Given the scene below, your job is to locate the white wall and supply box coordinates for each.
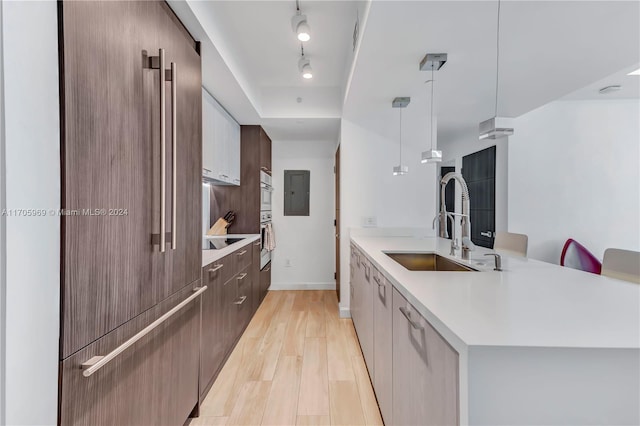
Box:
[1,2,60,424]
[339,118,438,315]
[271,140,336,290]
[439,132,509,236]
[508,99,640,263]
[0,2,5,421]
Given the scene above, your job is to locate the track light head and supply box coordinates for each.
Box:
[298,57,313,79]
[292,14,311,42]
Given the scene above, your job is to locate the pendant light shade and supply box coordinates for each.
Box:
[392,97,410,176]
[392,165,409,176]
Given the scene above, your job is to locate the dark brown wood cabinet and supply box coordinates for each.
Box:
[200,242,260,400]
[200,256,231,400]
[59,0,202,358]
[251,240,261,312]
[59,283,201,426]
[58,1,202,424]
[260,263,272,300]
[210,125,271,234]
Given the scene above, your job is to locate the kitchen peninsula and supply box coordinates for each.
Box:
[350,236,640,426]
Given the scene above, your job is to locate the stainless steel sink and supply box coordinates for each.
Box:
[385,252,477,272]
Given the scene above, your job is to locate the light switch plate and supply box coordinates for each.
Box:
[362,216,377,227]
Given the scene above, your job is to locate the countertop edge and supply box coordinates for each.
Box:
[202,234,260,267]
[350,235,640,350]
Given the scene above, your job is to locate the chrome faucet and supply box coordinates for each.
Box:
[437,172,475,259]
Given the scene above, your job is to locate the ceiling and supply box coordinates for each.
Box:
[343,1,640,145]
[173,1,640,146]
[184,0,362,142]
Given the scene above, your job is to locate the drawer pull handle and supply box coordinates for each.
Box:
[208,264,223,273]
[399,306,424,331]
[238,273,248,280]
[373,276,382,286]
[254,241,261,246]
[234,295,247,305]
[80,286,208,378]
[236,250,247,256]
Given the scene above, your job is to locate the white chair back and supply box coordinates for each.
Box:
[602,248,640,284]
[493,232,528,257]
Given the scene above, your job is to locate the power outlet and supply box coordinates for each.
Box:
[285,259,292,267]
[362,216,377,227]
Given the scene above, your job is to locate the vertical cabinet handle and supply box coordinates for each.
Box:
[234,295,247,305]
[159,48,167,253]
[170,62,177,250]
[148,49,177,252]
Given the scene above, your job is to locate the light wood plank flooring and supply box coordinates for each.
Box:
[193,290,384,426]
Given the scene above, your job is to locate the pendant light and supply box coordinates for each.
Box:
[392,97,410,176]
[420,53,446,163]
[478,0,514,140]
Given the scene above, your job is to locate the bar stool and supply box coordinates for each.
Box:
[560,239,602,275]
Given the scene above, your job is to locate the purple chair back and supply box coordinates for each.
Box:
[560,239,602,275]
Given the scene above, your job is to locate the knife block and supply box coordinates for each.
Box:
[207,218,229,236]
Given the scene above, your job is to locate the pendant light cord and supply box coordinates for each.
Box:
[399,108,403,163]
[300,43,305,57]
[296,0,300,12]
[430,67,435,150]
[494,0,501,117]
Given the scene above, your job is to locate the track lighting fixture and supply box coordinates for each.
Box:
[292,0,311,42]
[298,45,312,79]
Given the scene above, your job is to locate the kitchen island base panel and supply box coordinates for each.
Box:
[468,346,640,426]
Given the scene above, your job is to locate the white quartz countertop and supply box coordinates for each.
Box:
[351,236,640,349]
[202,234,260,267]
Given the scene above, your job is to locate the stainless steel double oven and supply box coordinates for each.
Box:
[260,171,273,270]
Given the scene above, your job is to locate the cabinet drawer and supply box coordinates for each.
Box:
[204,253,235,285]
[59,282,202,426]
[235,266,253,336]
[234,245,252,271]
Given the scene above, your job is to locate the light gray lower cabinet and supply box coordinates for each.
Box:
[351,248,375,380]
[372,268,393,425]
[392,287,460,426]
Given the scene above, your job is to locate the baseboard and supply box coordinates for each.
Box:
[339,306,351,318]
[269,282,336,291]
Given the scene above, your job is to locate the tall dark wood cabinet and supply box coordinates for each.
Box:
[210,125,271,233]
[58,1,202,424]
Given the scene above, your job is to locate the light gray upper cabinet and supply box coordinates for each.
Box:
[372,267,393,425]
[202,88,240,186]
[392,286,459,426]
